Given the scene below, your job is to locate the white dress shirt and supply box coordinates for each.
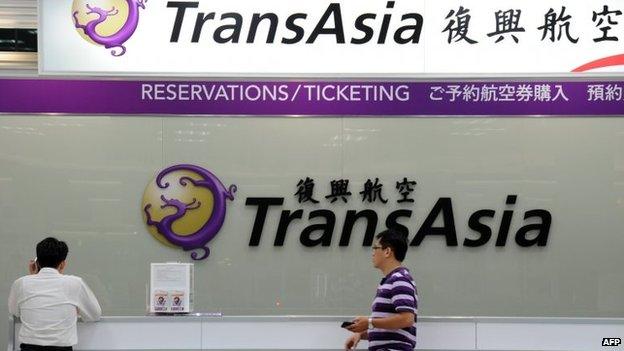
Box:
[8,268,102,347]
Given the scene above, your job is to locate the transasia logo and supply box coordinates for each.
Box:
[245,195,552,248]
[72,0,147,56]
[167,1,423,44]
[142,164,236,260]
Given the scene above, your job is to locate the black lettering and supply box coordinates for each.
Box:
[168,1,199,42]
[495,195,517,246]
[411,198,458,246]
[248,13,279,43]
[192,12,216,42]
[246,197,284,246]
[385,209,412,237]
[340,210,378,246]
[300,210,336,247]
[274,210,303,246]
[394,14,423,44]
[282,14,307,44]
[515,210,552,247]
[307,3,345,44]
[351,14,376,44]
[464,210,495,247]
[213,13,242,43]
[377,1,394,44]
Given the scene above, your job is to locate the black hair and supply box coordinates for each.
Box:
[376,229,408,262]
[36,237,68,269]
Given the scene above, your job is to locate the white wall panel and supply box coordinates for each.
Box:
[2,116,624,350]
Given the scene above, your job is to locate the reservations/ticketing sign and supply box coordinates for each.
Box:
[39,0,624,76]
[0,79,622,115]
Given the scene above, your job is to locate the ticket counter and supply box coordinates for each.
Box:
[9,315,624,350]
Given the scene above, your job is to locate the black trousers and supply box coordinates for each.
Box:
[20,344,72,351]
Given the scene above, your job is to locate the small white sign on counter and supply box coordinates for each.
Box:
[150,263,194,314]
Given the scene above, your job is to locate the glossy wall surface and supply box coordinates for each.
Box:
[1,116,623,348]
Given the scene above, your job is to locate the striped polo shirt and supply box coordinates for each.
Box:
[369,266,418,351]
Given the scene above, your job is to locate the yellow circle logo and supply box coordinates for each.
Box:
[72,0,147,56]
[142,165,236,260]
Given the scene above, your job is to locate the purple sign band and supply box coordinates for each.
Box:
[0,79,623,116]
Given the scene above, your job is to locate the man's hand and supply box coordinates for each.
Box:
[28,260,38,275]
[346,316,369,333]
[344,332,361,350]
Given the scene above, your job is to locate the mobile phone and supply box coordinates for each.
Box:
[341,321,355,328]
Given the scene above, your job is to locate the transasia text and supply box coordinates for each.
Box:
[166,1,423,44]
[245,195,552,248]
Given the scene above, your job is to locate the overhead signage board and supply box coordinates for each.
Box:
[39,0,624,76]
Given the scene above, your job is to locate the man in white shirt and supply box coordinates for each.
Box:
[8,237,102,351]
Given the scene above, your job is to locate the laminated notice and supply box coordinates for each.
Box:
[150,263,194,313]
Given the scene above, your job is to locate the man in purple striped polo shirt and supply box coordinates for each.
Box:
[344,230,418,351]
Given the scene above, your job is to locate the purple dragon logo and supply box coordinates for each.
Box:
[143,165,237,260]
[73,0,147,56]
